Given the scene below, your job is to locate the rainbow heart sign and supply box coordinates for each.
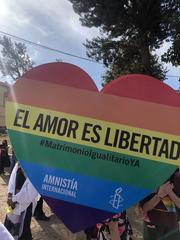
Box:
[6,62,180,232]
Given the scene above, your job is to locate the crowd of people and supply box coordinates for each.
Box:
[1,138,180,240]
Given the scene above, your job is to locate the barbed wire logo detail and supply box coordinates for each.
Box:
[109,187,124,209]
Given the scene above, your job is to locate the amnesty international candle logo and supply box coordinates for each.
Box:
[5,62,180,232]
[110,187,124,209]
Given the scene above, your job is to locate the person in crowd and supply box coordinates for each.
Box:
[34,196,50,221]
[0,145,3,174]
[10,150,17,173]
[0,222,14,240]
[96,211,133,240]
[9,151,49,222]
[4,162,39,240]
[84,225,98,240]
[0,139,10,173]
[139,169,180,240]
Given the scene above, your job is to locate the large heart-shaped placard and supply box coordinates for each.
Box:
[6,63,180,232]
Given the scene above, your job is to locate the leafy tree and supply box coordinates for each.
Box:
[162,5,180,66]
[0,36,34,81]
[162,38,180,67]
[70,0,179,84]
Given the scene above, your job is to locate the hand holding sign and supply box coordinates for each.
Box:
[6,62,180,232]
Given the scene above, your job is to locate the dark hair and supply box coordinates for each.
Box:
[2,139,8,146]
[169,168,179,183]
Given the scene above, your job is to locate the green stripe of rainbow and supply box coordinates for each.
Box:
[8,129,177,190]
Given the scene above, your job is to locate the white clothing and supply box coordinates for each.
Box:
[8,163,18,195]
[12,178,39,215]
[0,222,14,240]
[8,163,39,215]
[6,163,39,238]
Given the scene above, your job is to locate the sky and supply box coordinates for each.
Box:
[0,0,179,90]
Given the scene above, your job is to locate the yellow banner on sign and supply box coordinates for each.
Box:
[6,101,180,165]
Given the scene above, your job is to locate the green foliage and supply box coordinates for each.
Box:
[70,0,179,84]
[0,36,34,80]
[162,38,180,66]
[161,4,180,66]
[102,55,167,85]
